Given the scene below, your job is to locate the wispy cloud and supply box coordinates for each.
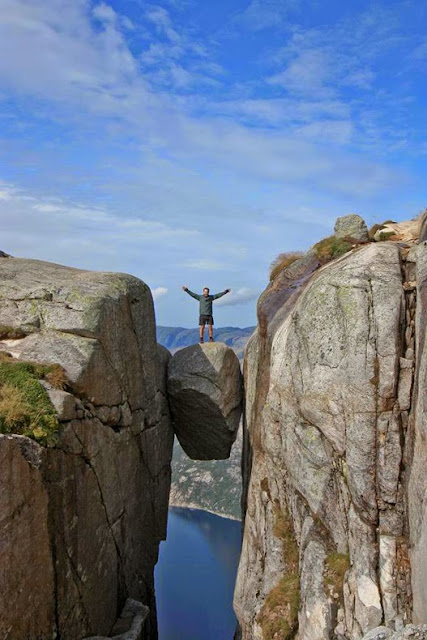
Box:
[215,288,259,307]
[152,286,168,300]
[184,259,227,270]
[0,0,426,329]
[232,0,300,32]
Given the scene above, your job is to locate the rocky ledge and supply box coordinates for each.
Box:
[0,257,173,640]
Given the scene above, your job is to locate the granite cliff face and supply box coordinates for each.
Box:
[3,212,427,640]
[0,258,173,640]
[234,216,427,639]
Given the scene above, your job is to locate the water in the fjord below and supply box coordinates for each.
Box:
[155,507,242,640]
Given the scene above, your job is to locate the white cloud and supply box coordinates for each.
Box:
[0,0,403,198]
[215,288,259,307]
[0,182,201,270]
[151,286,168,300]
[268,49,333,97]
[233,0,300,32]
[184,259,226,270]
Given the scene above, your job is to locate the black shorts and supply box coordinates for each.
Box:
[199,314,214,326]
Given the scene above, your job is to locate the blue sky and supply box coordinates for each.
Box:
[1,0,427,327]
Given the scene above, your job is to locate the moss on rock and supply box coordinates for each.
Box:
[313,236,352,264]
[257,503,300,639]
[323,552,350,605]
[0,354,67,445]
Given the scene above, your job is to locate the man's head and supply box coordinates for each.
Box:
[203,287,210,297]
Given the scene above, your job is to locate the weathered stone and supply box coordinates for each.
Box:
[334,214,369,242]
[0,258,173,640]
[379,536,398,624]
[362,628,392,640]
[235,243,406,640]
[0,435,56,640]
[168,342,243,460]
[298,539,331,640]
[362,625,427,640]
[0,257,158,407]
[408,242,427,624]
[42,385,77,421]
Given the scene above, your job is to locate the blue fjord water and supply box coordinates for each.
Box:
[155,507,242,640]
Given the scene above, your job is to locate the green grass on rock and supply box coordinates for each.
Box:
[0,354,66,445]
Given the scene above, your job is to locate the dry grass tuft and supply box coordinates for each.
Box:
[0,355,68,445]
[0,384,31,426]
[270,252,304,281]
[42,364,68,390]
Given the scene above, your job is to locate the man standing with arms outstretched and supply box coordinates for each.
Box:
[182,286,231,343]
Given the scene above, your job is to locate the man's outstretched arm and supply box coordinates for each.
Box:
[182,286,201,300]
[212,288,231,300]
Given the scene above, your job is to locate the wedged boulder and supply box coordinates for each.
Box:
[334,213,369,242]
[167,342,242,460]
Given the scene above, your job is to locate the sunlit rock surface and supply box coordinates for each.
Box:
[235,219,426,639]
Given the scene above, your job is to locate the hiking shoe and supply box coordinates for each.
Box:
[200,338,204,343]
[209,337,214,342]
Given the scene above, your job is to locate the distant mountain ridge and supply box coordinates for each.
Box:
[157,325,255,359]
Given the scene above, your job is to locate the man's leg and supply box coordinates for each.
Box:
[208,318,214,341]
[199,324,205,343]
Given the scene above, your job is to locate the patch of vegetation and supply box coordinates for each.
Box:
[313,236,352,264]
[0,325,27,340]
[257,503,300,639]
[257,575,300,640]
[269,252,304,281]
[0,353,67,445]
[273,504,299,569]
[323,552,350,606]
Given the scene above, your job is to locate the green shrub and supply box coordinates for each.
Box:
[313,236,352,263]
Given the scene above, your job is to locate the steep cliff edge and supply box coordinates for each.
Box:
[235,216,426,639]
[0,258,173,640]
